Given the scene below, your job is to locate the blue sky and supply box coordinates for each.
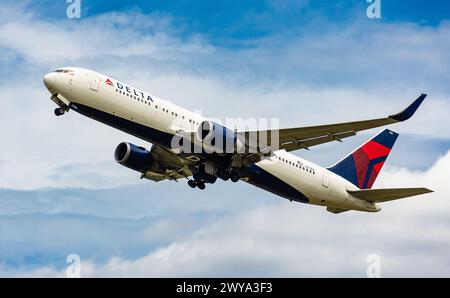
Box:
[0,0,450,277]
[30,1,450,32]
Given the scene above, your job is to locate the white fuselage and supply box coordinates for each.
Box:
[43,67,379,212]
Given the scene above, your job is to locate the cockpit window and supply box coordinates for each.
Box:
[54,69,74,75]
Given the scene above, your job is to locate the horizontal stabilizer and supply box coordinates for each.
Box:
[347,187,433,203]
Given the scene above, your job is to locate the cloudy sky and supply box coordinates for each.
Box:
[0,0,449,277]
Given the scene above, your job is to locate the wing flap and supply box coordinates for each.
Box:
[140,144,193,182]
[326,207,350,214]
[347,187,433,203]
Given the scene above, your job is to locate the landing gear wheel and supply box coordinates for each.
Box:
[230,169,240,182]
[197,181,206,190]
[218,169,230,181]
[188,180,197,188]
[54,107,65,116]
[230,173,240,182]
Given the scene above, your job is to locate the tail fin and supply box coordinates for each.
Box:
[328,129,398,189]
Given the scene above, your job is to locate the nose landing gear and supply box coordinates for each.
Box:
[51,95,69,116]
[54,107,66,116]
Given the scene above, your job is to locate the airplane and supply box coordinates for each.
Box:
[43,67,433,214]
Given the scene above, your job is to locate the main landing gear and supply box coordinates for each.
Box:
[217,167,240,182]
[188,179,205,190]
[187,166,240,190]
[230,168,240,183]
[188,172,210,191]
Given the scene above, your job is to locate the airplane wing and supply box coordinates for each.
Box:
[142,144,192,182]
[347,187,433,203]
[238,94,427,152]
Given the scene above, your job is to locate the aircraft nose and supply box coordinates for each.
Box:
[43,72,57,93]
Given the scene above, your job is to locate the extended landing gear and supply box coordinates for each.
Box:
[188,179,197,188]
[197,181,206,190]
[187,164,240,190]
[52,94,69,116]
[188,164,216,190]
[229,168,240,183]
[187,179,206,190]
[217,168,240,182]
[217,168,230,181]
[54,107,65,116]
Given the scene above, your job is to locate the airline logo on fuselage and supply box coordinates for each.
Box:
[108,78,153,102]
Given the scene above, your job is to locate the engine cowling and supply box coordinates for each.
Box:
[197,120,244,153]
[114,142,155,173]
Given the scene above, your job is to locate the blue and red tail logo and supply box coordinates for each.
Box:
[328,129,398,189]
[106,78,114,86]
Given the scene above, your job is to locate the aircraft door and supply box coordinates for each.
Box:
[322,173,329,188]
[90,74,99,91]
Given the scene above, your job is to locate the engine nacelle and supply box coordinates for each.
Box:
[197,120,244,153]
[114,142,155,173]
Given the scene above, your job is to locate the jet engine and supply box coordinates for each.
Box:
[114,142,155,173]
[197,120,244,153]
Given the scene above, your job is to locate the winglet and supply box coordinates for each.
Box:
[389,93,427,122]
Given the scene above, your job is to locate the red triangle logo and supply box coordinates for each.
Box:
[106,78,113,86]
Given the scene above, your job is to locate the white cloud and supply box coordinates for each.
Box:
[2,150,449,277]
[74,150,450,277]
[0,2,449,278]
[0,6,211,64]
